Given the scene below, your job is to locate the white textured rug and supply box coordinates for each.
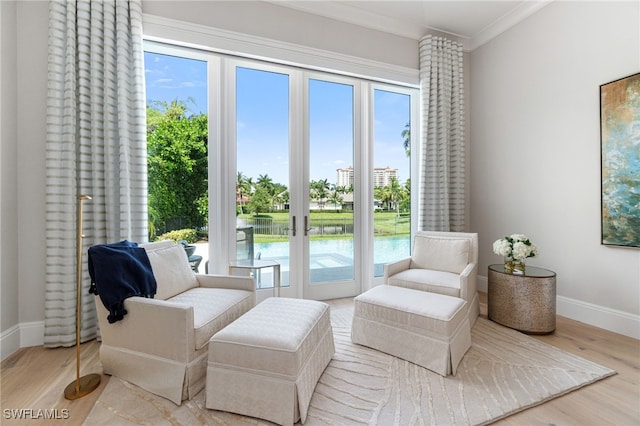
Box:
[86,302,615,425]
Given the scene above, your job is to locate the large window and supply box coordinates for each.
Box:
[144,42,418,298]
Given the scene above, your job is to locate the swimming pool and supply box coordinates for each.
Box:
[255,236,410,269]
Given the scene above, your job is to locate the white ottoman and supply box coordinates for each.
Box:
[206,298,334,425]
[351,285,471,376]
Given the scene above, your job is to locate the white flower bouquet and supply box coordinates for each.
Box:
[493,234,538,260]
[493,234,538,273]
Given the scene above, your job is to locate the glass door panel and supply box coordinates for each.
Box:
[143,49,210,269]
[373,89,411,277]
[308,79,355,287]
[235,66,290,293]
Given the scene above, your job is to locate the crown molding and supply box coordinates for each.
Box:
[143,14,419,86]
[267,0,471,50]
[267,0,552,52]
[470,0,553,50]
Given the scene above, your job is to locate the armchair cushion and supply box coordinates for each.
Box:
[410,235,471,274]
[145,244,198,300]
[168,287,255,350]
[387,269,461,298]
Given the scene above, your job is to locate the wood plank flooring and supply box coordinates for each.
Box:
[1,295,639,425]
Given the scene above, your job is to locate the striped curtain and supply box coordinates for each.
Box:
[418,35,465,232]
[45,0,147,347]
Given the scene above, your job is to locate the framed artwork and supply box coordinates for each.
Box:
[600,72,640,248]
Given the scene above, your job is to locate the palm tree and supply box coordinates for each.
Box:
[256,174,274,192]
[271,183,288,210]
[310,179,330,210]
[328,191,343,210]
[236,172,250,214]
[387,177,405,216]
[374,185,391,211]
[402,122,411,157]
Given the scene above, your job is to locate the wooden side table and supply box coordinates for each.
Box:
[488,264,556,334]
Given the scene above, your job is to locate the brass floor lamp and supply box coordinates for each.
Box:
[64,194,101,400]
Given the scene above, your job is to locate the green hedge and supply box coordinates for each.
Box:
[156,228,198,244]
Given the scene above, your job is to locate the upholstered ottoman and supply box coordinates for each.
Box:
[206,297,335,425]
[351,285,471,376]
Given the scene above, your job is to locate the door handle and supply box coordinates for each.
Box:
[304,215,313,236]
[289,215,296,236]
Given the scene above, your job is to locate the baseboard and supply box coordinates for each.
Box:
[477,275,488,293]
[1,321,44,361]
[477,275,640,339]
[556,296,640,340]
[1,325,20,361]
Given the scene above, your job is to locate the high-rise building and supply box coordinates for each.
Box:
[336,166,354,188]
[336,166,399,188]
[373,167,399,187]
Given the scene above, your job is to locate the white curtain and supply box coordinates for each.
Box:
[418,35,466,232]
[45,0,147,347]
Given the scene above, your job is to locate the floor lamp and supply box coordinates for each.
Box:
[64,194,101,400]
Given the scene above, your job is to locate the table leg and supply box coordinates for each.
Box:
[274,265,281,297]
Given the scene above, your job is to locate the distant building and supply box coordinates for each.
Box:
[336,166,354,188]
[336,166,399,188]
[373,166,399,187]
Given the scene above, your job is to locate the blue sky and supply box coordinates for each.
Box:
[145,52,410,187]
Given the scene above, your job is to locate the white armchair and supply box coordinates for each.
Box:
[384,231,479,325]
[94,241,255,405]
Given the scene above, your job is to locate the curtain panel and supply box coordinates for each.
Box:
[45,0,147,347]
[418,35,466,232]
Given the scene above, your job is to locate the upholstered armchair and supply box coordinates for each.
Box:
[384,231,479,325]
[94,240,256,405]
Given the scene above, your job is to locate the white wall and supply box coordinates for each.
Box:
[471,1,640,337]
[1,0,21,360]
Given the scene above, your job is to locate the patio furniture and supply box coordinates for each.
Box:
[206,297,335,425]
[94,240,256,405]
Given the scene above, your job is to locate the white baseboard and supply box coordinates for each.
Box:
[477,275,488,293]
[556,296,640,340]
[477,275,640,339]
[1,325,20,361]
[1,321,44,361]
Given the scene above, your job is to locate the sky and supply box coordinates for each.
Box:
[144,52,410,187]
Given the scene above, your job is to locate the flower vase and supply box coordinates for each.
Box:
[504,257,525,274]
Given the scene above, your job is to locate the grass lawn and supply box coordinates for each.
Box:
[239,211,410,243]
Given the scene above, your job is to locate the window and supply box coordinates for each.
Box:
[144,41,418,296]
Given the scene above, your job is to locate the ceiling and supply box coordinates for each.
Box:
[270,0,551,51]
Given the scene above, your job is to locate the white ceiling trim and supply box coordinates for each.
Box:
[470,0,553,50]
[267,0,552,52]
[267,0,467,45]
[143,14,420,86]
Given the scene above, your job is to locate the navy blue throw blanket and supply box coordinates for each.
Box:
[88,240,157,324]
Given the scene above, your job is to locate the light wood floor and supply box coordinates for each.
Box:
[2,295,639,425]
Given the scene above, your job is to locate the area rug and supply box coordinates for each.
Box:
[85,303,615,425]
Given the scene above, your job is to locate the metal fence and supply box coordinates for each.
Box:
[242,216,354,236]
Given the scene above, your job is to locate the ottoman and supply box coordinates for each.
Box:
[351,285,471,376]
[206,297,335,425]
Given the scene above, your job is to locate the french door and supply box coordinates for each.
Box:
[143,42,418,301]
[232,61,359,300]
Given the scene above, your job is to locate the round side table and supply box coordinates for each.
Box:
[488,264,556,334]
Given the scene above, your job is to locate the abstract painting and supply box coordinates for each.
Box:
[600,72,640,248]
